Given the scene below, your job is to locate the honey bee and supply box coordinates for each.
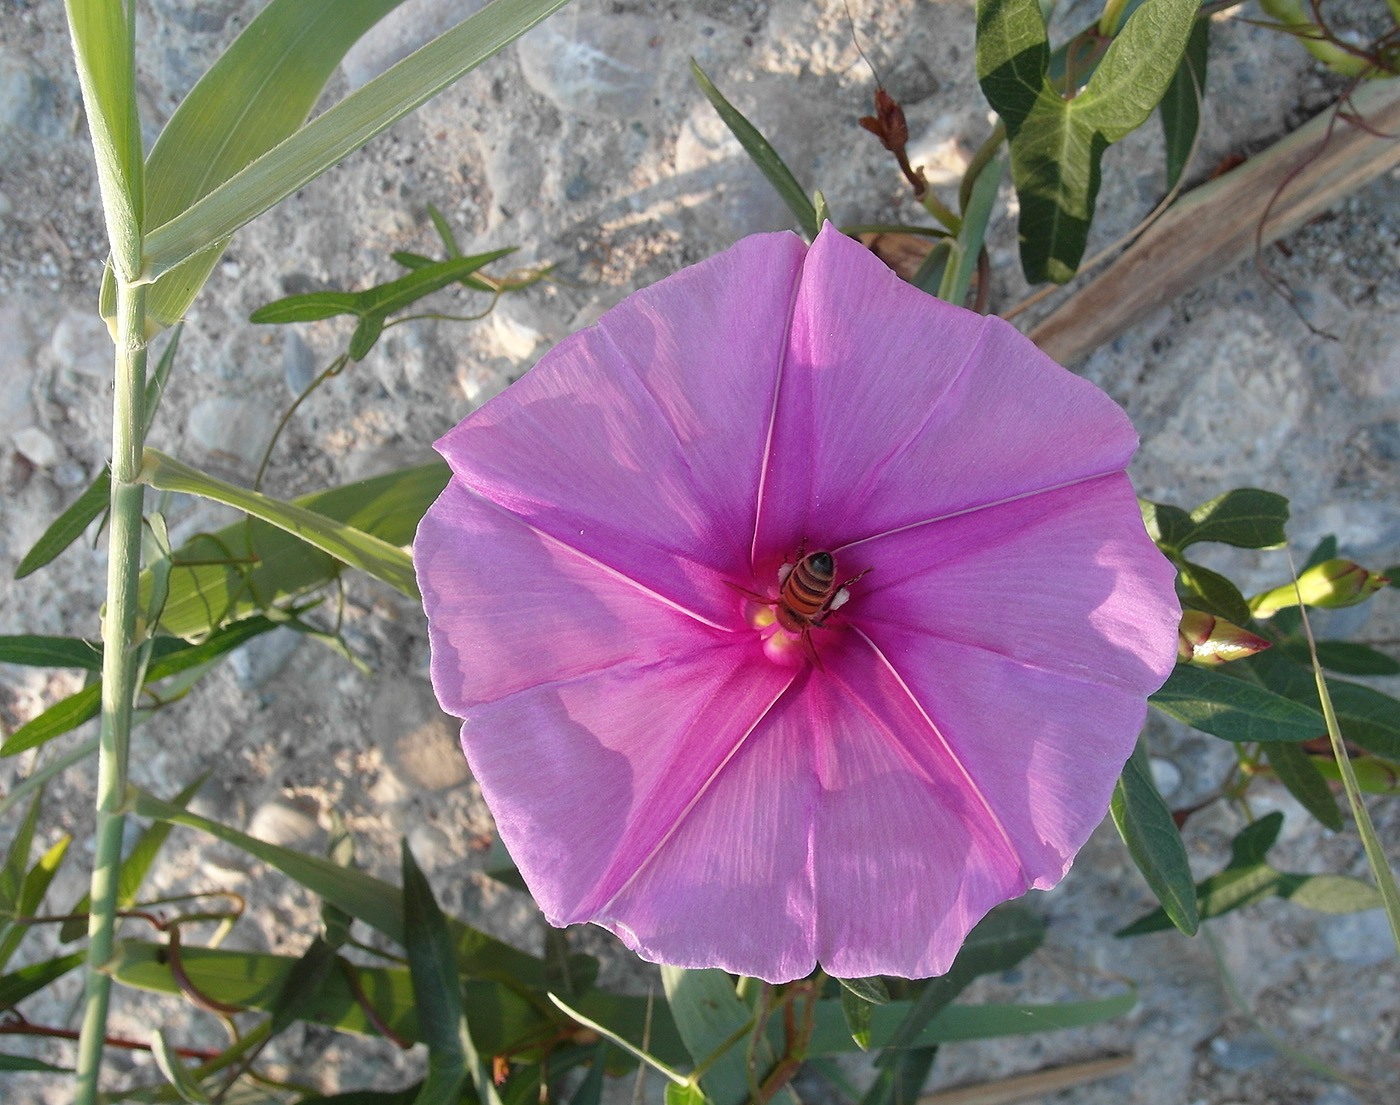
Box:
[740,544,870,666]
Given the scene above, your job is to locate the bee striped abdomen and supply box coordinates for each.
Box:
[776,551,838,632]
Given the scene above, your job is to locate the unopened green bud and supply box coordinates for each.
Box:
[1251,559,1391,619]
[1176,609,1271,665]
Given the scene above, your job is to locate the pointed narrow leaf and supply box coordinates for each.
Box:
[877,904,1043,1056]
[937,156,1003,306]
[64,0,142,276]
[1111,742,1199,933]
[114,0,406,326]
[147,462,448,641]
[0,790,42,913]
[1277,640,1400,677]
[402,842,470,1105]
[140,450,417,597]
[0,684,102,757]
[15,468,111,579]
[840,985,876,1051]
[836,976,890,1005]
[152,1029,211,1104]
[662,967,776,1105]
[0,951,87,1006]
[0,636,103,671]
[0,835,72,971]
[690,61,819,240]
[140,0,574,280]
[1158,15,1208,190]
[1150,664,1324,743]
[1262,741,1342,831]
[127,787,545,984]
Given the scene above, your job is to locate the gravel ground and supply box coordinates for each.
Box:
[1,1,1398,1102]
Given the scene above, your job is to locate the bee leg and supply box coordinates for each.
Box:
[799,629,824,671]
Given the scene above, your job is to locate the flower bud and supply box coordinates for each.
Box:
[1251,559,1391,619]
[1176,609,1271,665]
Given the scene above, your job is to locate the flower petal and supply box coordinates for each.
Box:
[755,224,1139,554]
[416,481,740,712]
[436,232,807,617]
[811,639,1030,978]
[850,474,1180,694]
[595,680,820,983]
[461,635,796,929]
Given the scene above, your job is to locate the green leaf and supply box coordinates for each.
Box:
[0,617,295,758]
[569,1043,610,1105]
[14,467,111,580]
[859,1047,935,1105]
[1186,489,1290,550]
[0,636,103,671]
[1157,13,1208,191]
[0,683,102,757]
[0,789,41,914]
[1149,664,1324,743]
[0,1054,72,1073]
[1249,650,1400,760]
[128,787,546,985]
[1177,560,1250,624]
[805,987,1136,1054]
[106,1,408,326]
[1304,535,1339,570]
[1140,499,1194,551]
[662,967,782,1105]
[251,250,514,361]
[109,940,421,1041]
[1119,812,1382,935]
[402,841,470,1105]
[937,156,1003,306]
[0,835,72,972]
[664,1082,707,1105]
[148,461,447,641]
[152,1029,212,1104]
[689,60,819,240]
[268,937,340,1036]
[1278,639,1400,677]
[1111,742,1199,934]
[835,976,890,1005]
[1262,741,1342,831]
[141,0,575,281]
[840,985,875,1051]
[140,450,418,598]
[877,904,1043,1058]
[0,951,86,1007]
[977,0,1197,282]
[65,0,142,277]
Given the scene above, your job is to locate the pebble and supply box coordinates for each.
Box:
[229,627,303,691]
[0,47,55,142]
[13,425,61,469]
[1319,908,1396,966]
[283,330,319,396]
[186,396,272,467]
[1149,756,1182,799]
[369,679,470,792]
[516,9,663,120]
[246,799,322,850]
[50,310,113,379]
[1208,1030,1275,1072]
[0,304,37,438]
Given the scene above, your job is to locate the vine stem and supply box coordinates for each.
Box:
[73,276,148,1104]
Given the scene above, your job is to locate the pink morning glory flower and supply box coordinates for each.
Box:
[415,224,1180,984]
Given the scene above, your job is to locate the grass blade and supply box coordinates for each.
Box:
[141,0,574,280]
[689,60,819,240]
